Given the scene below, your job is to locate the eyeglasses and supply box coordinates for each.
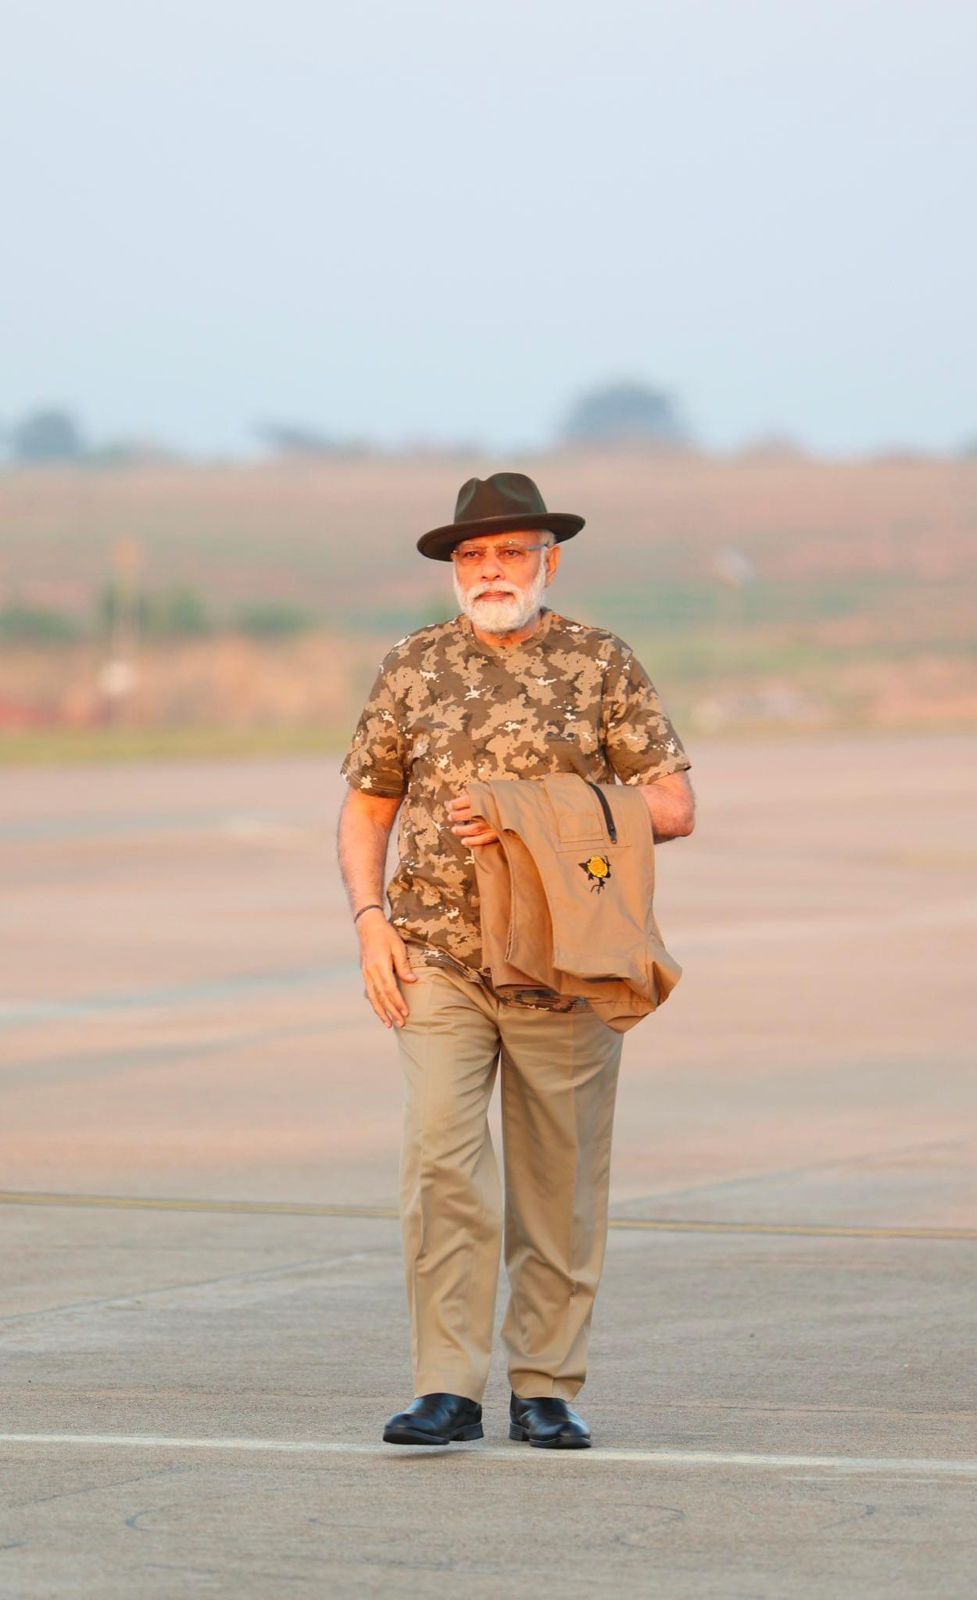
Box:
[451,542,550,567]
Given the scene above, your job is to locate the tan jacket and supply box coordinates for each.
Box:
[466,773,682,1033]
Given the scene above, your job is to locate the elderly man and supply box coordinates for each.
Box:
[337,471,694,1449]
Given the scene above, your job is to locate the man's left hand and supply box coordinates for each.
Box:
[447,792,499,847]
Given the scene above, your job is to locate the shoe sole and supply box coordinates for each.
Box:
[508,1423,591,1449]
[382,1422,484,1446]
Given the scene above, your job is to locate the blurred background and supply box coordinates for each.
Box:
[2,0,975,758]
[4,8,977,1591]
[4,0,976,1236]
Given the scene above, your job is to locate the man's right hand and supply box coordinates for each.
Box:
[357,910,417,1028]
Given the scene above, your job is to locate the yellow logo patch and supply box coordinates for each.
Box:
[579,854,612,893]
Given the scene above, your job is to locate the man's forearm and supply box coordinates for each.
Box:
[337,791,398,916]
[337,788,415,1028]
[637,773,696,843]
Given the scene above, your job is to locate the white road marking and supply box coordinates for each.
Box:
[1,1434,975,1475]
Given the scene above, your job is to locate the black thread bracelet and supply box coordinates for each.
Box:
[353,903,384,925]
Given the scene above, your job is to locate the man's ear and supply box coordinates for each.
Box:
[544,543,561,585]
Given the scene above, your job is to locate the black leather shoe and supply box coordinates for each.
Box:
[382,1392,483,1446]
[509,1392,592,1448]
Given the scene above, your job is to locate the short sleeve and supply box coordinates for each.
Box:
[602,646,691,785]
[340,659,409,798]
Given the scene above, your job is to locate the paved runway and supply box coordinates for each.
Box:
[2,735,976,1596]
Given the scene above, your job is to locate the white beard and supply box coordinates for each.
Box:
[453,559,549,635]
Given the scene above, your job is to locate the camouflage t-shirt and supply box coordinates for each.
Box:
[340,606,691,981]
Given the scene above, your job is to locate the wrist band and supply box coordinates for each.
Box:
[353,903,384,925]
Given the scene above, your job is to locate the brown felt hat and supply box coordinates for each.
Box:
[417,471,585,561]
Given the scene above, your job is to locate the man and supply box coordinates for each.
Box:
[337,471,694,1449]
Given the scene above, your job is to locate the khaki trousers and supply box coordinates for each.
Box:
[395,955,624,1403]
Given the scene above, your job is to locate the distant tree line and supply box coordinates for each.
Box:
[7,389,976,464]
[1,385,693,467]
[5,408,86,464]
[0,407,176,467]
[0,584,321,645]
[559,380,692,448]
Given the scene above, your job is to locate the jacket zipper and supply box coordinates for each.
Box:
[585,781,618,843]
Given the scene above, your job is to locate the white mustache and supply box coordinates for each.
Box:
[471,583,520,600]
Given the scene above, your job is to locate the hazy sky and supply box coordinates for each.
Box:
[4,0,975,456]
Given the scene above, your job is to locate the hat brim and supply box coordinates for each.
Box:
[417,510,584,561]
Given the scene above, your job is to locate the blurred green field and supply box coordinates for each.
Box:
[2,451,975,758]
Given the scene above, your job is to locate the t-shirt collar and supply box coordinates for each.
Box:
[456,605,556,659]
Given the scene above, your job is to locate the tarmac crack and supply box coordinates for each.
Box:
[11,1464,189,1514]
[0,1245,397,1330]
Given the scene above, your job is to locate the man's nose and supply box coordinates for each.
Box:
[478,549,505,580]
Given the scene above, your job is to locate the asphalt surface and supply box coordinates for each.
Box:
[2,733,976,1598]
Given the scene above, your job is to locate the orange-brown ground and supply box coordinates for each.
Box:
[2,733,975,1597]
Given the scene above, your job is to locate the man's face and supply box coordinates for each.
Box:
[450,530,560,634]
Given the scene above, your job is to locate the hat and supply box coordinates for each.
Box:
[417,471,585,561]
